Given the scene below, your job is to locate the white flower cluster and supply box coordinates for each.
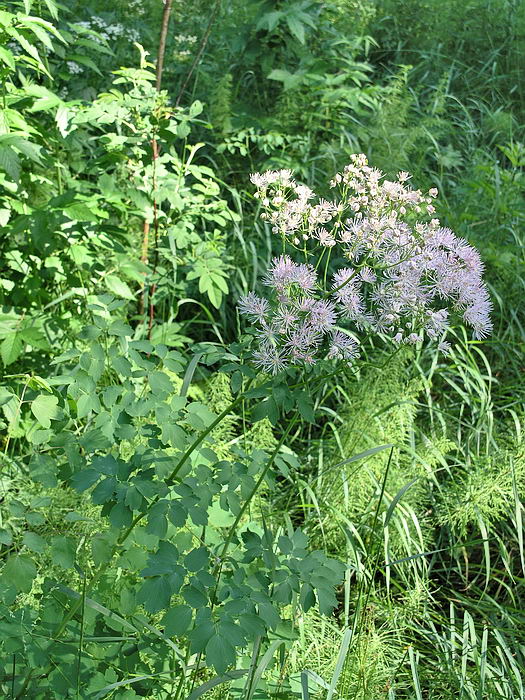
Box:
[128,0,146,16]
[76,16,140,45]
[251,154,438,246]
[173,34,198,61]
[7,41,22,56]
[251,170,339,243]
[240,155,492,373]
[66,61,84,75]
[175,35,198,44]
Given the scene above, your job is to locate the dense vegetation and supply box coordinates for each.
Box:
[0,0,524,697]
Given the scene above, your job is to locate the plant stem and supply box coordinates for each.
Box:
[165,379,253,485]
[216,415,299,564]
[140,0,172,326]
[350,446,394,639]
[147,136,160,339]
[156,0,173,91]
[175,0,221,107]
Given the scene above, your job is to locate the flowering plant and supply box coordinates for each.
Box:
[239,155,492,374]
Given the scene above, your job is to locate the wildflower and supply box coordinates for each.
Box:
[332,269,360,303]
[285,323,322,361]
[256,321,280,344]
[308,199,337,228]
[327,331,360,360]
[438,340,452,354]
[263,255,298,292]
[66,61,84,75]
[309,300,337,331]
[463,299,493,339]
[294,263,317,292]
[263,256,316,292]
[295,184,315,200]
[425,309,449,337]
[316,228,336,247]
[250,172,268,188]
[253,344,288,375]
[275,305,299,331]
[240,156,491,370]
[238,292,269,323]
[359,267,377,283]
[295,297,316,313]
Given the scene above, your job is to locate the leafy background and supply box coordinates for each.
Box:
[0,0,524,697]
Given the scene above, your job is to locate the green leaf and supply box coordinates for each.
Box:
[188,619,214,653]
[162,604,192,636]
[80,428,112,452]
[142,542,180,576]
[299,583,316,612]
[92,455,119,476]
[64,201,98,221]
[0,134,42,162]
[2,554,37,592]
[1,332,23,366]
[184,547,209,572]
[219,620,245,647]
[149,371,173,395]
[189,100,203,117]
[162,423,188,449]
[206,634,236,674]
[168,502,187,527]
[139,565,184,612]
[0,145,20,181]
[29,454,57,487]
[0,46,15,70]
[22,531,46,553]
[91,477,117,505]
[31,394,59,428]
[256,9,283,32]
[105,274,135,300]
[91,533,114,565]
[185,403,217,430]
[0,529,12,546]
[108,320,133,337]
[182,585,207,608]
[50,535,76,569]
[77,393,101,418]
[316,586,338,616]
[296,390,315,422]
[109,502,133,528]
[111,355,132,376]
[70,468,99,492]
[146,501,168,538]
[0,390,15,409]
[176,122,191,139]
[267,68,305,91]
[239,613,266,639]
[137,576,174,613]
[286,14,305,43]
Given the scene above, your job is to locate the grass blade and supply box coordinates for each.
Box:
[326,627,352,700]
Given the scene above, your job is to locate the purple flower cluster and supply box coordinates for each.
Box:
[240,156,492,373]
[263,255,317,296]
[328,219,492,344]
[239,256,359,374]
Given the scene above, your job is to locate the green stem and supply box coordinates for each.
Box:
[217,415,299,565]
[165,378,253,486]
[350,446,394,640]
[321,265,360,299]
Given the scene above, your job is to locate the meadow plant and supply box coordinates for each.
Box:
[239,155,492,373]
